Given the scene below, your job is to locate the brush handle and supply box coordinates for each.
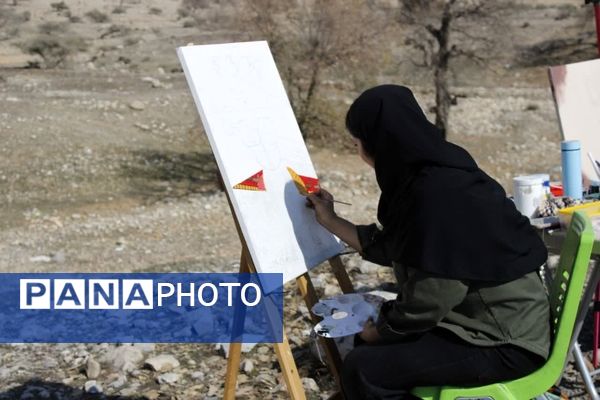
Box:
[324,198,352,206]
[308,190,352,206]
[588,152,600,180]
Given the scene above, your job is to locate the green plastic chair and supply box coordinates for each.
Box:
[411,211,595,400]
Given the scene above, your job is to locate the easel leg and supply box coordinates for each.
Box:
[225,248,307,400]
[297,273,344,390]
[224,251,250,400]
[224,342,242,399]
[224,253,355,398]
[329,255,354,294]
[274,332,307,400]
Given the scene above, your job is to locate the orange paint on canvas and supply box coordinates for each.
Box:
[233,170,266,191]
[287,167,320,195]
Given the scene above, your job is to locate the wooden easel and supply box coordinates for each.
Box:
[220,178,355,399]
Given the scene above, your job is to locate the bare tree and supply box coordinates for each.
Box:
[397,0,498,138]
[233,0,387,141]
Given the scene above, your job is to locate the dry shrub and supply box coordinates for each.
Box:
[38,21,69,35]
[50,1,69,13]
[85,9,110,23]
[23,20,87,68]
[179,0,391,147]
[176,7,190,19]
[518,37,596,67]
[22,36,87,68]
[100,24,131,39]
[123,36,140,46]
[0,6,30,39]
[233,0,387,145]
[181,0,213,10]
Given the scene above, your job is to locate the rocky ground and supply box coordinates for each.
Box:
[1,0,600,398]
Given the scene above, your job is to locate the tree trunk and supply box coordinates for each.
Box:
[434,60,450,139]
[297,60,320,139]
[432,1,454,139]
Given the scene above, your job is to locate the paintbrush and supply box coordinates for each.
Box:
[588,152,600,180]
[306,191,352,206]
[311,190,352,206]
[322,197,352,206]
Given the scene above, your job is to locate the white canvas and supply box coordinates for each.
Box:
[177,41,344,287]
[549,58,600,180]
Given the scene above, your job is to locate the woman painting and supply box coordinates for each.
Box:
[306,85,550,399]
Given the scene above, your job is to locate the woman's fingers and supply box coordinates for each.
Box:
[318,188,334,201]
[306,193,323,208]
[305,195,318,208]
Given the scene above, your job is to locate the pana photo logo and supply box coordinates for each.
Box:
[19,278,262,310]
[0,273,283,343]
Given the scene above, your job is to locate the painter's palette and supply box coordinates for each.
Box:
[312,293,386,338]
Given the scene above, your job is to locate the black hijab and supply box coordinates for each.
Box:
[346,85,547,282]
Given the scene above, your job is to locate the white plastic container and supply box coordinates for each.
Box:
[529,173,550,195]
[513,175,547,218]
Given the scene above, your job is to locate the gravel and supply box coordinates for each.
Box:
[0,0,595,398]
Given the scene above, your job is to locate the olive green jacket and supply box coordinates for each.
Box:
[357,223,551,359]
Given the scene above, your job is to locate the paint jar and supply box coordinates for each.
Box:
[513,175,546,218]
[530,173,550,195]
[561,140,582,200]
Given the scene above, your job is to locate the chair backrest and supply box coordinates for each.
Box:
[411,211,595,400]
[516,211,594,394]
[549,211,594,345]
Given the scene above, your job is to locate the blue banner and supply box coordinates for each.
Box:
[0,273,283,343]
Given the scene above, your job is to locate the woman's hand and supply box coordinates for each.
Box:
[305,187,363,252]
[306,189,336,226]
[359,319,381,343]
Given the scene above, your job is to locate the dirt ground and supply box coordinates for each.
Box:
[1,0,599,398]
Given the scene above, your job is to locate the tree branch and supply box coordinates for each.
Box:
[449,46,486,65]
[425,23,441,40]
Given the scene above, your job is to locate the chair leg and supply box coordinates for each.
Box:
[572,341,600,400]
